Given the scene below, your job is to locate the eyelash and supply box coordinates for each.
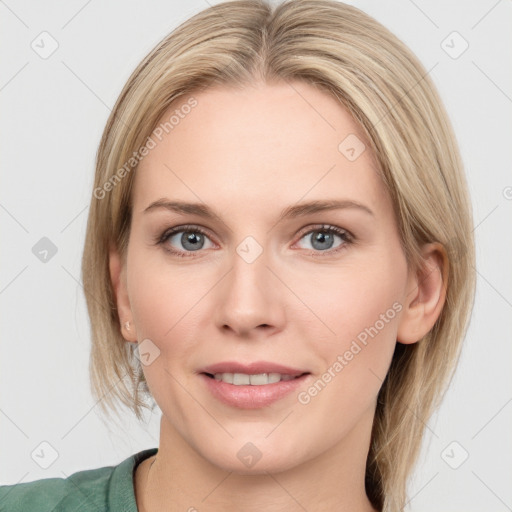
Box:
[155,224,354,259]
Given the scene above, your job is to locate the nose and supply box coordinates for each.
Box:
[214,244,286,339]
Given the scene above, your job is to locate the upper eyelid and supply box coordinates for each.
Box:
[296,224,349,236]
[161,224,215,241]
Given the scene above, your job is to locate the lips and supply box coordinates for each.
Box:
[200,373,311,408]
[198,360,312,409]
[198,361,308,377]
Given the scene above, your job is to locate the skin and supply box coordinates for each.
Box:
[109,80,447,512]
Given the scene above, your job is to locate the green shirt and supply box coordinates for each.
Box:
[0,447,158,512]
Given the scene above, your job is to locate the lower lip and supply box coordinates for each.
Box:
[200,373,310,409]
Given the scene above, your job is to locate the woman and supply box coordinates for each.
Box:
[0,0,475,510]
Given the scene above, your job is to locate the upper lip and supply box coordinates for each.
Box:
[199,361,309,377]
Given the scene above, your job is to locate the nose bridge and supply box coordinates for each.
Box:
[215,236,284,335]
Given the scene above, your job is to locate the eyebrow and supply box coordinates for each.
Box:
[143,198,374,220]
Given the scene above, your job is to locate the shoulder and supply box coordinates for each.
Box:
[0,465,113,512]
[0,448,157,512]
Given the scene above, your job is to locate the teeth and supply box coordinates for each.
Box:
[212,372,299,385]
[233,373,250,385]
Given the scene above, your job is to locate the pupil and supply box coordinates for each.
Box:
[312,231,333,250]
[182,232,203,251]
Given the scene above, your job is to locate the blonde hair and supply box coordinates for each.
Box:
[81,1,476,509]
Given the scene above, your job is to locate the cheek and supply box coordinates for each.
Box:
[126,255,205,411]
[292,258,405,401]
[292,258,405,343]
[127,244,206,340]
[125,252,207,400]
[294,312,399,445]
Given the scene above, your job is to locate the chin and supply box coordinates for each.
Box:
[197,438,308,476]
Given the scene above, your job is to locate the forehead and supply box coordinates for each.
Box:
[133,81,389,218]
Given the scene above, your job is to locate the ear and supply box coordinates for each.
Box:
[397,242,448,345]
[109,243,138,343]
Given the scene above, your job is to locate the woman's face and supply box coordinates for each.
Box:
[115,80,418,473]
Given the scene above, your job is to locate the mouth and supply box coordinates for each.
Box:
[198,365,312,409]
[202,371,310,385]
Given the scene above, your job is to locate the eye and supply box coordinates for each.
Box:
[155,223,353,258]
[295,224,352,255]
[157,225,215,257]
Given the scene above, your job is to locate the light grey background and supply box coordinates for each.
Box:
[1,1,511,510]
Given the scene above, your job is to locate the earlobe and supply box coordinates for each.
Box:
[109,244,137,343]
[396,243,448,345]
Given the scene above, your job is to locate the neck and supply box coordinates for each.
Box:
[135,409,379,512]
